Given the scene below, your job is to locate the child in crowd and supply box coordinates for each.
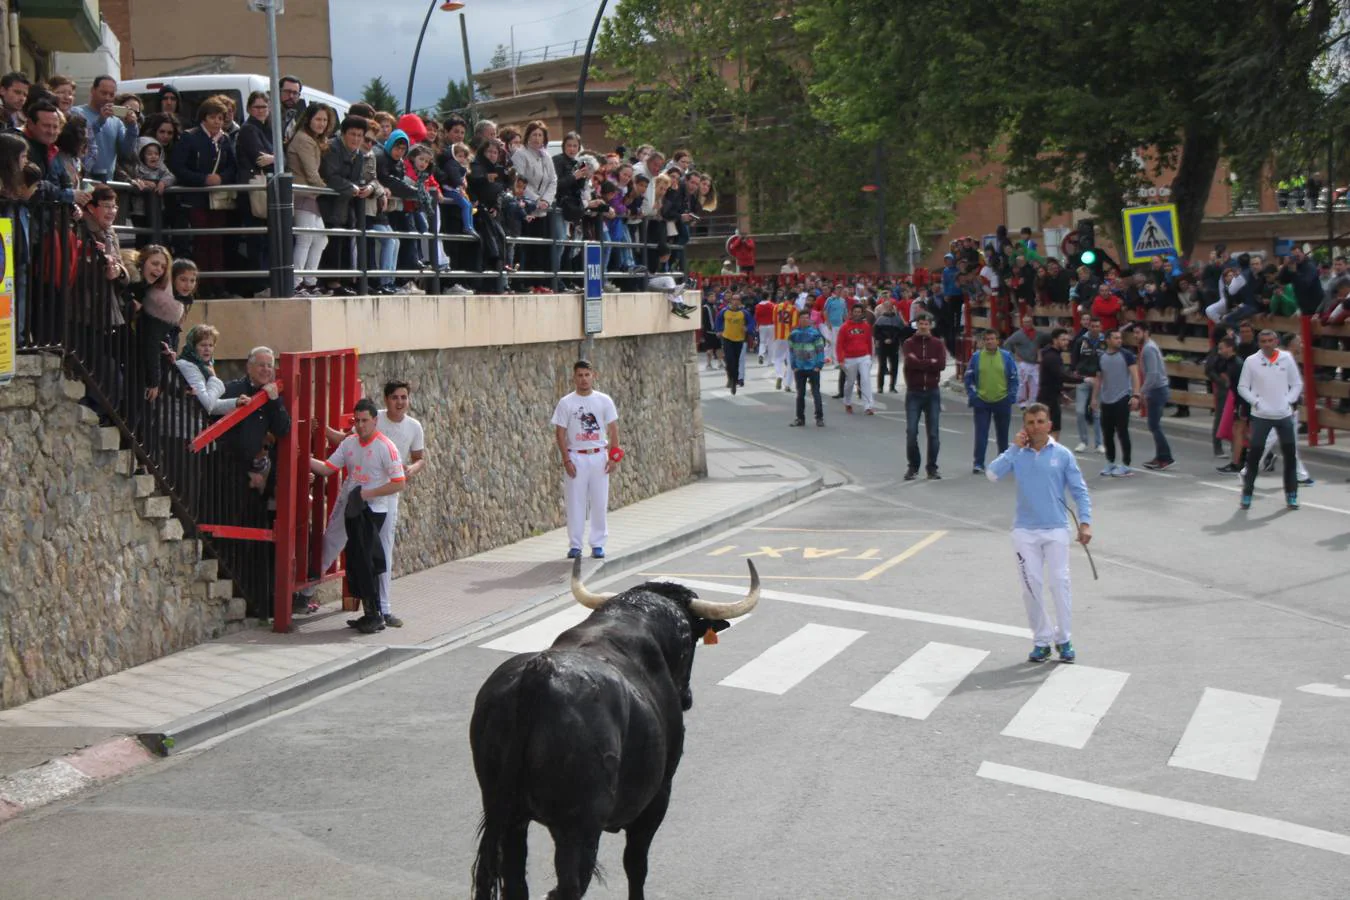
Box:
[446,141,478,238]
[119,137,177,248]
[502,170,531,272]
[168,258,198,353]
[406,143,438,269]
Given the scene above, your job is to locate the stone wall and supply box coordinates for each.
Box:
[347,329,705,574]
[0,356,240,709]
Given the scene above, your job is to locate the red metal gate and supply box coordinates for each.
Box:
[272,349,362,633]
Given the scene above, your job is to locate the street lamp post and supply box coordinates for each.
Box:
[573,0,610,137]
[406,0,465,116]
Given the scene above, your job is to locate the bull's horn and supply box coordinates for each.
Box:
[689,560,760,620]
[571,556,615,609]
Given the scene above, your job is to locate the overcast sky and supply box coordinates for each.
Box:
[328,0,614,111]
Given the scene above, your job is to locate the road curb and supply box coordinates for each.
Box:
[0,736,155,824]
[138,645,424,757]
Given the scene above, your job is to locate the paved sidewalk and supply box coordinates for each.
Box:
[0,429,821,819]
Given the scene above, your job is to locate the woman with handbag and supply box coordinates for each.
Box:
[168,97,238,298]
[234,90,275,297]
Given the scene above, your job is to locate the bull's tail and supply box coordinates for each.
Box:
[472,654,552,900]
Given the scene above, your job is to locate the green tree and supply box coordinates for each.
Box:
[432,77,481,123]
[800,0,1341,258]
[596,0,975,265]
[488,43,511,70]
[359,76,399,114]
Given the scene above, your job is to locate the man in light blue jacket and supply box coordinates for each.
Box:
[963,330,1019,474]
[986,403,1093,664]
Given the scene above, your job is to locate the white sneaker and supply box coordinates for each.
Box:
[1096,444,1105,453]
[1073,442,1088,452]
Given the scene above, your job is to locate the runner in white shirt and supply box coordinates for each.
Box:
[305,381,426,627]
[551,360,620,559]
[309,399,405,633]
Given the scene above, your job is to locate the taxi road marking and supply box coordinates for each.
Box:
[675,531,948,582]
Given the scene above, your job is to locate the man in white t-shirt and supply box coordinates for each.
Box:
[551,360,620,559]
[309,399,405,633]
[305,381,426,628]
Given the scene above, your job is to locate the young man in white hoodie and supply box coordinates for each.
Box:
[1237,329,1304,510]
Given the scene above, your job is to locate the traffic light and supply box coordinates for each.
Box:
[1075,219,1102,274]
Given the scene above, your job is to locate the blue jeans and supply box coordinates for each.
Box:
[971,397,1011,467]
[1075,381,1102,448]
[449,191,474,232]
[367,223,398,288]
[1145,384,1172,461]
[906,388,942,472]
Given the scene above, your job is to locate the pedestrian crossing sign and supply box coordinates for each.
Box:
[1122,204,1181,264]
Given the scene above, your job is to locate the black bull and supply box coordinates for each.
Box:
[469,558,761,900]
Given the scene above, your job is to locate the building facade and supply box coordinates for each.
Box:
[101,0,333,91]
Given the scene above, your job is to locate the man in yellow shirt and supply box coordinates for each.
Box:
[716,293,751,395]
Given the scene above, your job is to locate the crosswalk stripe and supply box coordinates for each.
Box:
[851,641,988,720]
[480,607,589,653]
[1168,688,1280,781]
[718,623,864,694]
[1000,665,1130,749]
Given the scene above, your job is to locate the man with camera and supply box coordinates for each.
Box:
[72,75,139,183]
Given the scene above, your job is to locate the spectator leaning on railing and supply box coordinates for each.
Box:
[175,323,233,416]
[286,103,335,297]
[168,97,238,298]
[318,114,372,297]
[24,99,87,207]
[0,132,35,342]
[219,346,292,496]
[236,90,276,298]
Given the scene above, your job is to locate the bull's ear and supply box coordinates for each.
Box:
[709,619,732,633]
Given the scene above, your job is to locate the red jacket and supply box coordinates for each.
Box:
[1091,294,1123,332]
[728,234,756,267]
[902,333,947,391]
[836,320,873,360]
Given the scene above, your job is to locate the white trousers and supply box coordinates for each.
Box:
[318,492,397,615]
[1012,527,1072,646]
[842,357,875,410]
[820,324,837,361]
[293,209,328,288]
[758,325,774,359]
[566,450,610,551]
[1015,361,1039,407]
[770,336,792,381]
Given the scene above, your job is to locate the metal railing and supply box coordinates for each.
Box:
[103,177,685,298]
[17,202,277,617]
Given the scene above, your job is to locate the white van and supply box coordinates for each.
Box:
[116,74,350,124]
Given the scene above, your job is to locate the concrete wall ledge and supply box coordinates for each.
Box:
[184,291,697,361]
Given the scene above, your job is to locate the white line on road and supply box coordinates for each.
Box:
[1168,688,1281,781]
[719,623,865,694]
[662,578,1032,639]
[1198,481,1350,516]
[1000,665,1130,749]
[977,761,1350,857]
[851,641,988,719]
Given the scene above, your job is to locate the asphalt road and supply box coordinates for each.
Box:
[1,359,1347,899]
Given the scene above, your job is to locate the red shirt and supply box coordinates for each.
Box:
[754,299,776,326]
[902,333,947,391]
[836,320,874,360]
[728,235,756,267]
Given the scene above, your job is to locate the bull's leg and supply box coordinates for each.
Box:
[622,786,672,900]
[501,822,530,900]
[474,821,530,900]
[546,827,602,900]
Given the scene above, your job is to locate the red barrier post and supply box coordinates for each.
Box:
[1301,315,1321,446]
[190,384,282,452]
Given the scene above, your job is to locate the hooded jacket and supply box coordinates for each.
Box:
[376,130,418,204]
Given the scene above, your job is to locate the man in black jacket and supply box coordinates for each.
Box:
[219,346,292,496]
[1036,328,1083,442]
[1280,246,1325,315]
